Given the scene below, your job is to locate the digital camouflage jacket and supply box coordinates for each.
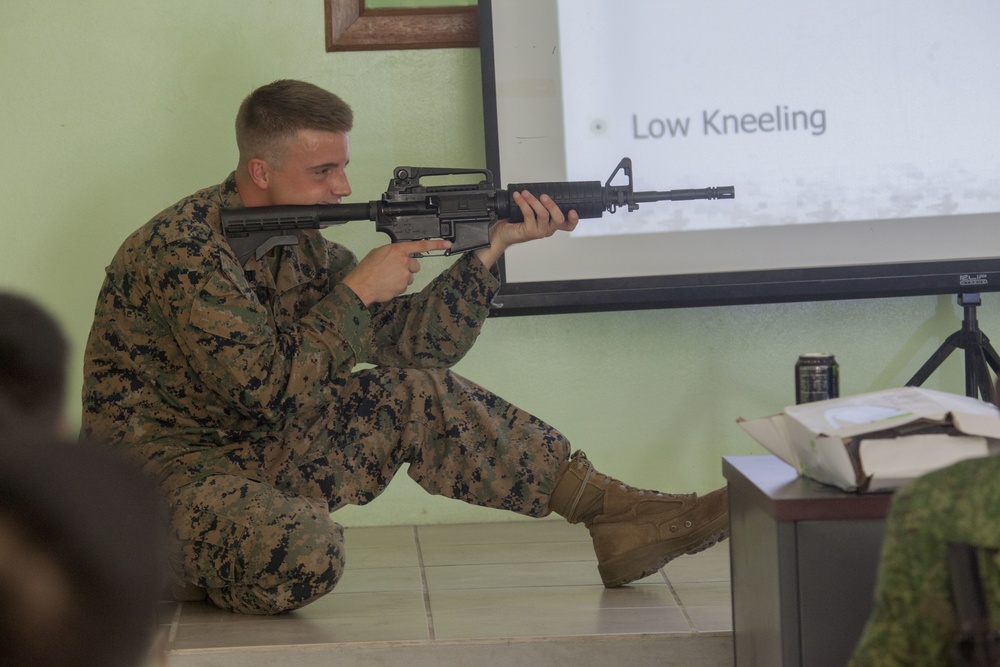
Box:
[82,174,500,491]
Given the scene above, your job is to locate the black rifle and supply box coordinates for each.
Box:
[221,157,735,266]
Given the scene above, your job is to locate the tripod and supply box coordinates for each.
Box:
[906,293,1000,404]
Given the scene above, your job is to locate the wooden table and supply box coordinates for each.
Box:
[723,455,894,667]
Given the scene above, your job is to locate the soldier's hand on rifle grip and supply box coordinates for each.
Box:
[343,239,452,305]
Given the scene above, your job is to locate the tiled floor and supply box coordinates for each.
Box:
[163,519,734,666]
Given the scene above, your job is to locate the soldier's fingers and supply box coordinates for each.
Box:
[522,191,554,225]
[514,190,544,224]
[561,210,580,232]
[538,194,565,226]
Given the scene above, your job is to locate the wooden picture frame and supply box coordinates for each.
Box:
[325,0,479,51]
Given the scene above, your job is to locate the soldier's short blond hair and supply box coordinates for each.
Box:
[235,79,354,167]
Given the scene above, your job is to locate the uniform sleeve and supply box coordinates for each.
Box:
[150,228,370,423]
[358,252,500,368]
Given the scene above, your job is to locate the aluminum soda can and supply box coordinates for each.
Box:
[795,353,839,404]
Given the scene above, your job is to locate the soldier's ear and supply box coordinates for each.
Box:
[247,158,271,190]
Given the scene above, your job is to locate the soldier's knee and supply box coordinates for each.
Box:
[271,517,346,612]
[220,517,346,615]
[269,554,343,614]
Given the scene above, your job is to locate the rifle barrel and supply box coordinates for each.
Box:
[634,186,735,203]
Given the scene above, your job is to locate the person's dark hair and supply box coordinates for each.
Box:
[235,79,354,168]
[0,433,169,667]
[0,292,68,430]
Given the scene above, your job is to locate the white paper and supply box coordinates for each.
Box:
[860,434,989,491]
[737,387,1000,491]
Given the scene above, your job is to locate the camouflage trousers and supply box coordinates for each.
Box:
[167,367,571,614]
[849,455,1000,666]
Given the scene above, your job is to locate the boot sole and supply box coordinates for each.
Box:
[598,514,730,588]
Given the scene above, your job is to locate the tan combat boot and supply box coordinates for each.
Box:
[550,450,729,587]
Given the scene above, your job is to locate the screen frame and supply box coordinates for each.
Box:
[478,0,1000,316]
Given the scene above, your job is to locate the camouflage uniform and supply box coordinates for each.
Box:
[849,455,1000,666]
[82,174,571,614]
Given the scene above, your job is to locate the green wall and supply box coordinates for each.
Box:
[1,0,988,527]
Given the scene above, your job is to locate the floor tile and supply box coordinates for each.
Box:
[343,524,415,549]
[291,589,427,620]
[662,542,731,583]
[423,560,644,590]
[416,518,589,545]
[175,600,267,626]
[171,612,429,649]
[686,604,735,633]
[343,543,420,569]
[433,605,692,640]
[670,581,732,608]
[164,522,734,665]
[174,589,427,624]
[330,565,424,594]
[420,538,596,566]
[429,583,679,615]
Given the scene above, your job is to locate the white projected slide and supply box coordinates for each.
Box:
[487,0,1000,289]
[560,0,998,235]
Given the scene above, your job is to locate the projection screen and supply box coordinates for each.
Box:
[479,0,1000,315]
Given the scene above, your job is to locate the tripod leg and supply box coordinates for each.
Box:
[907,333,961,387]
[984,376,998,407]
[979,338,1000,406]
[981,337,1000,376]
[904,293,1000,403]
[967,344,995,402]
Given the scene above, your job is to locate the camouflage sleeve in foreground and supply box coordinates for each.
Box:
[848,455,1000,667]
[358,252,500,368]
